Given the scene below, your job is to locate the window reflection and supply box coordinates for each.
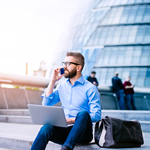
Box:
[97,0,149,8]
[127,26,137,43]
[87,25,150,46]
[100,5,150,25]
[135,26,145,43]
[120,7,129,23]
[143,6,150,22]
[127,6,137,23]
[143,26,150,43]
[94,46,150,66]
[135,6,145,22]
[112,27,122,44]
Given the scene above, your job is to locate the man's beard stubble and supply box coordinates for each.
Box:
[64,68,77,78]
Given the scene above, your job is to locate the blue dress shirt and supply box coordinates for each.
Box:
[42,75,101,122]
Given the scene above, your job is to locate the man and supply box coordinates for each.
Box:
[31,52,101,150]
[87,71,99,86]
[123,76,136,110]
[112,72,125,110]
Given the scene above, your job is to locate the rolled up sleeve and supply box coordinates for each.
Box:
[41,88,60,106]
[88,86,101,122]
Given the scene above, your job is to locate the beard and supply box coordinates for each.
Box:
[64,68,77,78]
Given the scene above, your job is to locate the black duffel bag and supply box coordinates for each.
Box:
[94,116,144,148]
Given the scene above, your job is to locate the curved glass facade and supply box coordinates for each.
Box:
[100,5,150,25]
[95,46,150,66]
[96,0,150,8]
[86,25,150,46]
[53,0,150,88]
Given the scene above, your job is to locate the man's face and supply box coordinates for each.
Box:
[63,56,78,78]
[127,77,130,81]
[91,73,95,78]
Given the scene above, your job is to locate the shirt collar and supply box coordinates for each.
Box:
[114,76,118,79]
[66,75,85,85]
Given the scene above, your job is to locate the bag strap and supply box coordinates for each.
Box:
[99,120,106,147]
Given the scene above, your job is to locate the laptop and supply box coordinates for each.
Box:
[28,104,73,128]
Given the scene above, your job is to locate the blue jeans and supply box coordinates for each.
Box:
[126,94,136,110]
[116,89,125,110]
[31,110,93,150]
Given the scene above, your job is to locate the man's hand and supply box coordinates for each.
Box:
[46,67,64,97]
[93,81,97,86]
[66,118,75,124]
[51,67,64,82]
[125,85,134,89]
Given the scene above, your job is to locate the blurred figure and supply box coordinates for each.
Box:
[87,71,99,86]
[123,76,136,110]
[112,72,125,110]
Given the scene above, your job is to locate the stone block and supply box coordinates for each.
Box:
[100,93,119,109]
[3,88,28,109]
[0,87,7,109]
[26,89,43,105]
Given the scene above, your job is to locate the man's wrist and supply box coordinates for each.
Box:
[51,79,56,83]
[72,118,75,124]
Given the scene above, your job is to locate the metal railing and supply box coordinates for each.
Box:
[0,72,49,88]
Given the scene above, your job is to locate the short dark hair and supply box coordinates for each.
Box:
[66,52,84,70]
[91,71,96,74]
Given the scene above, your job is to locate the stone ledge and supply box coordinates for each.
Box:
[0,109,30,116]
[0,134,149,150]
[0,115,32,124]
[0,123,150,150]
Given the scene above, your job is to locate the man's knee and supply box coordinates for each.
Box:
[39,124,53,136]
[76,110,90,120]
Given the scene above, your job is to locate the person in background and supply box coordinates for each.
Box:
[31,52,101,150]
[112,72,125,110]
[87,71,99,86]
[123,76,136,110]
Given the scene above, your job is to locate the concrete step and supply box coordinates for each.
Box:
[0,122,150,150]
[1,109,150,121]
[0,148,13,150]
[1,110,150,132]
[1,115,150,131]
[140,121,150,132]
[1,110,150,121]
[102,110,150,121]
[0,115,32,124]
[0,122,99,150]
[0,109,30,116]
[0,115,150,132]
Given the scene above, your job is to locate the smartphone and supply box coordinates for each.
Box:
[60,68,64,75]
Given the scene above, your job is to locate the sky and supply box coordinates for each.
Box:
[0,0,81,76]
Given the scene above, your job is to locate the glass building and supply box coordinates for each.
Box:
[54,0,150,88]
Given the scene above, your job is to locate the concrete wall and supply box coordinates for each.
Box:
[0,87,7,109]
[100,92,150,110]
[26,89,43,105]
[100,93,119,110]
[0,88,43,109]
